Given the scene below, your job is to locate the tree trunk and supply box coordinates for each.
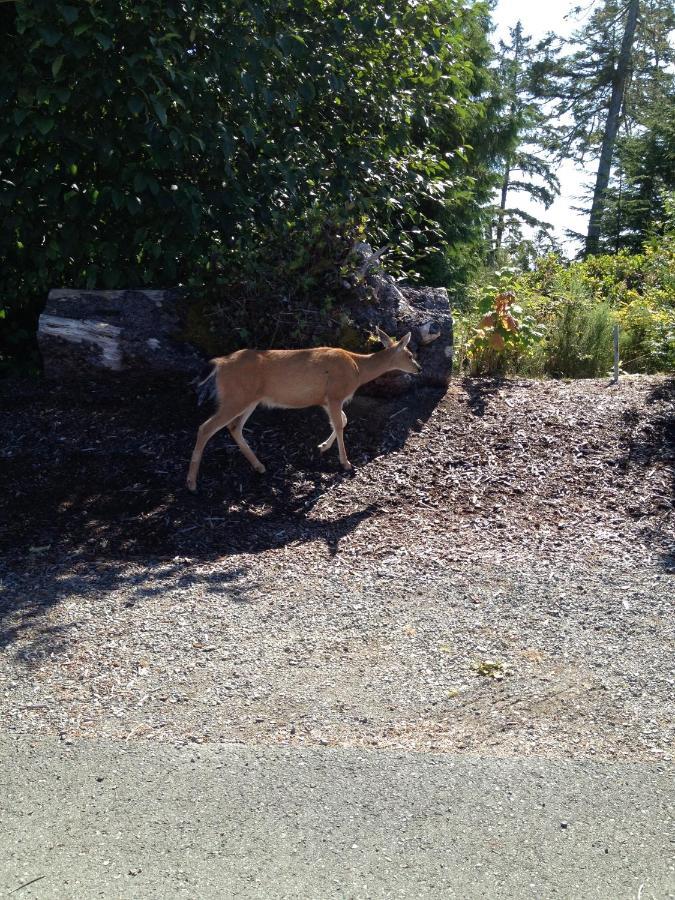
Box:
[495,159,511,251]
[585,0,640,257]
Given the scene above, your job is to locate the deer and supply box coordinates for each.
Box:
[186,327,420,491]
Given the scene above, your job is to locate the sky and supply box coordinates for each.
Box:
[491,0,595,252]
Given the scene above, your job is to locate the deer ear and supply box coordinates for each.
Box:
[397,332,411,349]
[375,326,395,348]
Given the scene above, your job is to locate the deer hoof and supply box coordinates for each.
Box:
[254,463,266,474]
[187,478,197,493]
[342,461,353,471]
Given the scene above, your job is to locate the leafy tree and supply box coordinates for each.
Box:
[599,90,675,251]
[413,3,509,290]
[585,0,640,256]
[0,0,501,368]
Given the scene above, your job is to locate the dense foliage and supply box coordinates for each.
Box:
[597,91,675,253]
[0,0,500,368]
[457,228,675,378]
[2,0,672,378]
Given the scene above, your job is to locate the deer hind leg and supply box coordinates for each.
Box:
[227,403,265,474]
[186,402,261,492]
[326,401,352,470]
[318,408,347,454]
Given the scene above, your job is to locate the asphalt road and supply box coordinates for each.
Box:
[1,735,673,899]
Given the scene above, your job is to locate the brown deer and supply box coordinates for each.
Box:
[186,328,420,491]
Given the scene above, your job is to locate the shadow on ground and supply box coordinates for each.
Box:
[0,372,444,655]
[624,377,675,571]
[0,372,443,559]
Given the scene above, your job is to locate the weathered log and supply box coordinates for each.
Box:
[38,288,202,379]
[37,277,453,396]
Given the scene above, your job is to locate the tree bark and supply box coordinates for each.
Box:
[495,158,511,251]
[585,0,640,257]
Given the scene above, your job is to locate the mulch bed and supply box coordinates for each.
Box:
[0,368,675,561]
[1,372,672,569]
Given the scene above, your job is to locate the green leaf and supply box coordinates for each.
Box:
[95,33,112,50]
[35,118,55,136]
[152,98,167,126]
[241,72,256,95]
[298,80,316,103]
[60,5,79,25]
[52,55,65,78]
[276,33,306,56]
[128,96,145,115]
[13,109,30,126]
[39,28,62,47]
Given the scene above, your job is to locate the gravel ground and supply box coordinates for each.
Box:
[0,373,673,760]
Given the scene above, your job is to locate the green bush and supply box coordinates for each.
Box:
[545,299,615,378]
[459,230,675,378]
[0,0,500,371]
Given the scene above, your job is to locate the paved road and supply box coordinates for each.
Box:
[1,735,673,899]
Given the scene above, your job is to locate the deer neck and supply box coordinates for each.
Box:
[354,348,398,387]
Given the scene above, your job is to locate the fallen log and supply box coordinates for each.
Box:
[38,288,202,379]
[37,279,453,395]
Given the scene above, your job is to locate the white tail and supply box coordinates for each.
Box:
[186,328,420,491]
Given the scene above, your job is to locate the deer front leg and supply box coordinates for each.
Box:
[318,409,347,454]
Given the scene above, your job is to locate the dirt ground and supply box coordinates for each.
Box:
[0,373,673,759]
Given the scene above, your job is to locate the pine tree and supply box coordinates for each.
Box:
[536,0,675,254]
[491,23,560,260]
[600,89,675,251]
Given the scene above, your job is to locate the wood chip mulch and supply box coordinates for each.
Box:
[0,372,672,569]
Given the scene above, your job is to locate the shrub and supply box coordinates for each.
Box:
[463,289,544,375]
[545,299,615,378]
[460,232,674,378]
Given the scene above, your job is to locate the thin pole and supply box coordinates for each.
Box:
[613,324,620,383]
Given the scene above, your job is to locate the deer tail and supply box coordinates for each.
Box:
[193,362,217,406]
